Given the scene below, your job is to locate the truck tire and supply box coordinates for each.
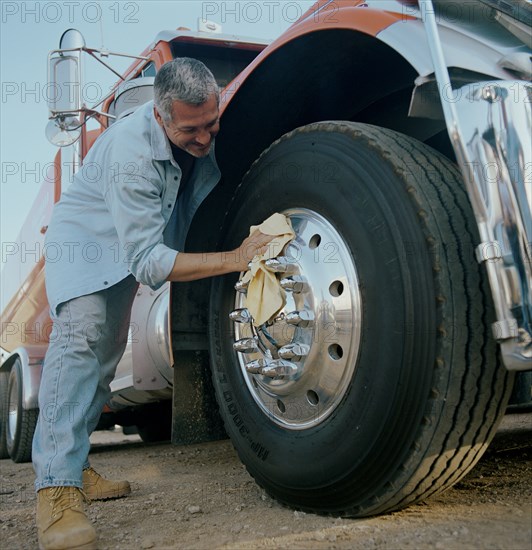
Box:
[6,358,38,463]
[0,371,9,459]
[209,122,514,517]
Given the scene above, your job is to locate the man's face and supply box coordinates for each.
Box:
[154,94,220,158]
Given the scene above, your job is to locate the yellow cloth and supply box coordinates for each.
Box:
[241,213,295,326]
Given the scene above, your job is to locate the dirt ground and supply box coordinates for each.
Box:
[1,413,530,550]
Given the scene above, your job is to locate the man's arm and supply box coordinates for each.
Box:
[167,230,273,282]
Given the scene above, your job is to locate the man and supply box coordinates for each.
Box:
[33,58,271,550]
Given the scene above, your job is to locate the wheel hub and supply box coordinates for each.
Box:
[231,208,362,430]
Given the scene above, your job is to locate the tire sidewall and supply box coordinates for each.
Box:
[6,359,23,458]
[0,371,9,459]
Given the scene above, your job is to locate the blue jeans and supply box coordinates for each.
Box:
[33,275,138,491]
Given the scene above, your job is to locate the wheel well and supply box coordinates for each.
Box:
[217,29,429,186]
[171,28,475,339]
[0,354,19,374]
[172,29,444,338]
[191,29,460,252]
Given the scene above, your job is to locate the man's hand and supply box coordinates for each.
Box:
[166,230,275,283]
[232,230,275,272]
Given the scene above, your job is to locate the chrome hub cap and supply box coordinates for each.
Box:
[231,208,362,430]
[7,371,18,444]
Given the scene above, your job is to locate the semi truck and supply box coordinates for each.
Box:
[1,0,530,517]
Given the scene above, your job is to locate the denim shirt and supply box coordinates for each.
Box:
[44,101,221,315]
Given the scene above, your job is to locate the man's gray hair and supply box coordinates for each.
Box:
[154,58,219,122]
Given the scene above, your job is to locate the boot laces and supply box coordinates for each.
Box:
[84,466,99,479]
[49,486,91,518]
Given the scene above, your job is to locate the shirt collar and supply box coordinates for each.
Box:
[150,101,174,163]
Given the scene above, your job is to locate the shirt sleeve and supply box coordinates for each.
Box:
[103,171,178,288]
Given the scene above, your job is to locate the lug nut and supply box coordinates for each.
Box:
[286,310,315,328]
[260,359,298,378]
[229,308,252,323]
[280,276,308,293]
[233,338,259,354]
[278,343,310,360]
[234,280,249,294]
[245,358,269,374]
[265,256,299,274]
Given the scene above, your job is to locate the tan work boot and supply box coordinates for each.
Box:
[82,466,131,500]
[37,486,96,550]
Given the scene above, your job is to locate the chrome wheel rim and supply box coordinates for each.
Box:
[7,370,18,445]
[233,208,362,430]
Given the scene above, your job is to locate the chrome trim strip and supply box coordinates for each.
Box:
[421,0,531,370]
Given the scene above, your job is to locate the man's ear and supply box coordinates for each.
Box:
[153,105,164,128]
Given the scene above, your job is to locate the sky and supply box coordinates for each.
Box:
[0,0,314,255]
